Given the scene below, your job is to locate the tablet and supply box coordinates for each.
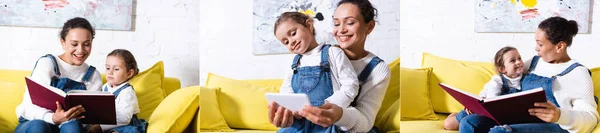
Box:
[265,92,311,112]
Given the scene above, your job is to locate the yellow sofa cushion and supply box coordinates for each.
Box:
[422,53,497,113]
[147,86,199,133]
[205,73,279,130]
[590,67,600,114]
[243,79,284,89]
[400,67,438,120]
[376,99,400,132]
[129,61,167,120]
[0,81,25,132]
[199,87,234,132]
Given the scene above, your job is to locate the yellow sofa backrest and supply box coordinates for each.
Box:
[422,53,600,114]
[0,70,181,96]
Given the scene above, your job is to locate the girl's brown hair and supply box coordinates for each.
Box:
[108,49,139,80]
[493,46,517,73]
[273,12,315,36]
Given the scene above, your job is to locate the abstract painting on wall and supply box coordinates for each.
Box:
[0,0,133,30]
[475,0,589,33]
[253,0,339,55]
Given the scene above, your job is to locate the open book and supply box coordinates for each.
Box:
[25,77,116,124]
[439,83,547,125]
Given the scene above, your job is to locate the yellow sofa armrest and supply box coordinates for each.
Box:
[163,77,181,96]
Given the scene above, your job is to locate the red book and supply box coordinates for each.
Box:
[439,83,547,125]
[25,77,116,124]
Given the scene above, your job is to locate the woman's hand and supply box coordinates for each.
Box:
[52,101,85,125]
[528,101,561,122]
[298,102,343,127]
[268,102,294,128]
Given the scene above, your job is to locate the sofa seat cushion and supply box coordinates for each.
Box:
[400,114,456,133]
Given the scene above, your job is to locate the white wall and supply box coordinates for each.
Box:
[400,0,600,68]
[199,0,400,85]
[0,0,200,87]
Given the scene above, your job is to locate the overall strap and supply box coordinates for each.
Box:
[32,54,61,77]
[358,56,383,83]
[555,63,583,77]
[528,56,540,72]
[291,54,302,71]
[81,66,96,82]
[320,44,331,71]
[500,75,510,91]
[350,56,383,107]
[104,83,132,99]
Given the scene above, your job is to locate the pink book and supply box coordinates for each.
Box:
[439,83,547,125]
[25,77,116,124]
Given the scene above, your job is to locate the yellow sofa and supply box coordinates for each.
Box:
[199,58,400,133]
[0,61,199,133]
[400,53,600,133]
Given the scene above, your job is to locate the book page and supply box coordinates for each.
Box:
[483,87,544,103]
[439,83,483,101]
[67,90,113,96]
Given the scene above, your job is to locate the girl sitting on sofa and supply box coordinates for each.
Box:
[268,11,360,133]
[87,49,147,133]
[443,46,526,130]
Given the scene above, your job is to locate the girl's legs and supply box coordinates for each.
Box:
[14,119,58,133]
[444,113,459,130]
[58,120,84,133]
[444,110,469,130]
[458,114,497,133]
[489,123,568,133]
[110,126,140,133]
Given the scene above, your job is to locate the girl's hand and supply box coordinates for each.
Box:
[528,101,561,122]
[267,102,294,128]
[298,102,343,127]
[52,101,85,125]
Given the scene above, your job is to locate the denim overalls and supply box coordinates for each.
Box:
[278,45,381,133]
[15,54,96,133]
[103,83,148,133]
[458,56,588,133]
[455,75,523,122]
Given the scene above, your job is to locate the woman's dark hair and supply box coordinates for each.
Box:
[273,12,315,36]
[538,16,578,46]
[494,46,518,72]
[337,0,378,23]
[60,17,95,40]
[108,49,139,80]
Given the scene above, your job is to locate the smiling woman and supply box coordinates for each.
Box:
[14,17,104,133]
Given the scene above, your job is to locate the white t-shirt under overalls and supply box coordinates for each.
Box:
[280,44,360,109]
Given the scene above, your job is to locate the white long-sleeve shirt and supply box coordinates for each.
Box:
[279,44,360,109]
[15,54,102,125]
[479,74,522,99]
[334,52,391,132]
[99,82,140,131]
[524,58,599,133]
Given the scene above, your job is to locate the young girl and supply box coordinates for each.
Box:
[268,12,360,132]
[444,46,525,130]
[15,17,103,132]
[88,49,146,133]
